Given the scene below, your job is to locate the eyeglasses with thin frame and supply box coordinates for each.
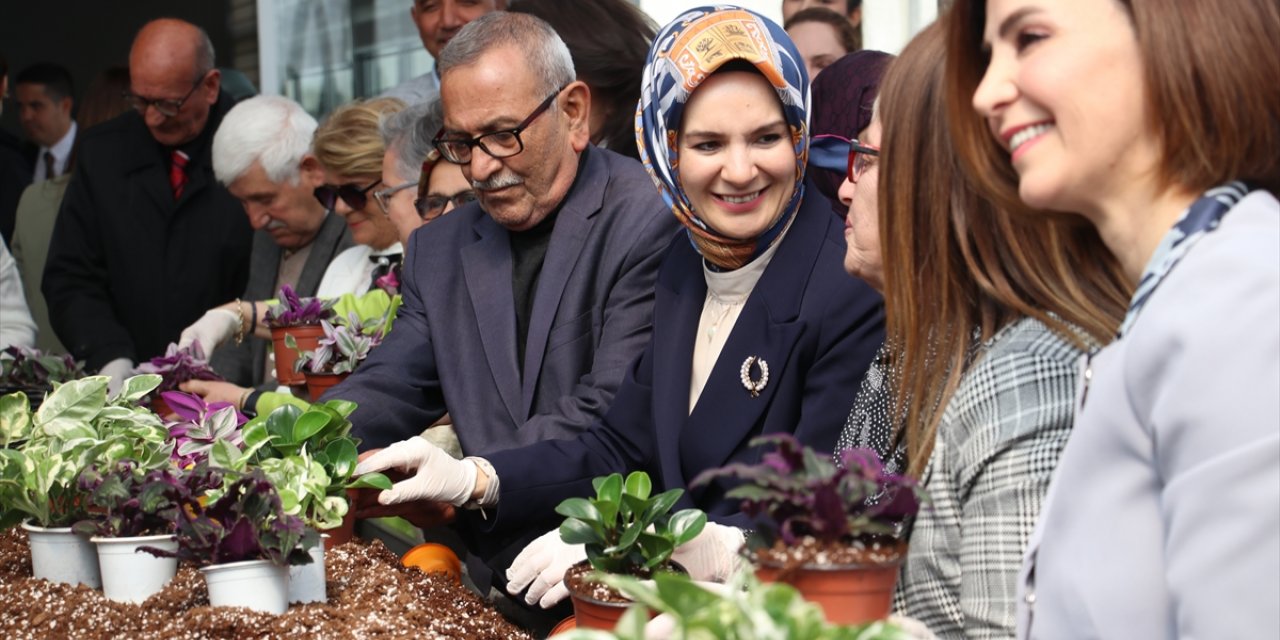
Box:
[847,140,880,183]
[313,178,382,211]
[432,85,567,164]
[416,190,477,221]
[122,73,208,118]
[373,181,417,214]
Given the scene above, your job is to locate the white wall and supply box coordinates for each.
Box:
[637,0,938,55]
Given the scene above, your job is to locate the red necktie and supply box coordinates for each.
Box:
[169,150,190,199]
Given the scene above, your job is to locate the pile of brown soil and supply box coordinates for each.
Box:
[0,527,533,639]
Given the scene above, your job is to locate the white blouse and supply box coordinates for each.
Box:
[315,242,404,299]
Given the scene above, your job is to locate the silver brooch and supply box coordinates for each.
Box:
[740,356,769,398]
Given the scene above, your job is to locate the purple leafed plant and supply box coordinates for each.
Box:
[162,391,248,468]
[692,434,924,546]
[134,342,223,405]
[264,284,336,329]
[72,459,204,538]
[0,345,86,391]
[140,465,318,568]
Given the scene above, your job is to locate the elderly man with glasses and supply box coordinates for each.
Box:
[324,11,678,630]
[43,18,253,390]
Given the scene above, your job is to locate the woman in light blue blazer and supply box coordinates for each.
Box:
[949,0,1280,637]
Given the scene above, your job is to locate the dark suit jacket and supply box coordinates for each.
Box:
[210,212,354,387]
[42,92,253,370]
[0,139,32,247]
[478,195,885,576]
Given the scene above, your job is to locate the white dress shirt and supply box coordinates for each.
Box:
[34,120,76,182]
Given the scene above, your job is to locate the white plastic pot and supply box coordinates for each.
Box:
[288,536,327,604]
[92,534,179,603]
[21,522,102,588]
[201,559,290,614]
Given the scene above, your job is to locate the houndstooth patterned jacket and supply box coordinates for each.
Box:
[894,316,1085,639]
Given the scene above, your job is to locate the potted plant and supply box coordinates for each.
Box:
[293,314,387,401]
[264,284,337,386]
[71,460,198,603]
[141,464,320,615]
[133,342,223,417]
[160,390,251,468]
[0,374,170,587]
[692,434,924,625]
[554,570,913,639]
[0,345,85,409]
[554,471,706,630]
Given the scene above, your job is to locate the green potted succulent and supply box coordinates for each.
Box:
[264,284,337,386]
[0,374,170,588]
[692,434,925,625]
[72,460,201,603]
[0,345,85,409]
[556,570,913,639]
[140,464,319,615]
[291,313,387,401]
[555,471,706,630]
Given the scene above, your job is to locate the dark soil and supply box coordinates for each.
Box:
[754,535,907,570]
[0,527,533,640]
[563,560,685,605]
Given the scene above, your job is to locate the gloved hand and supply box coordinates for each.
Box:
[178,307,240,351]
[354,436,478,507]
[671,521,746,582]
[98,357,135,396]
[506,527,586,608]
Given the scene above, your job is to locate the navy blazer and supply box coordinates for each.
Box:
[331,146,679,454]
[481,194,886,539]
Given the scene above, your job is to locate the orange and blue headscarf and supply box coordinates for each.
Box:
[637,5,811,270]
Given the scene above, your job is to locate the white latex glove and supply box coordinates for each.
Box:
[178,308,240,351]
[354,436,478,507]
[506,527,586,608]
[98,357,135,396]
[671,521,747,582]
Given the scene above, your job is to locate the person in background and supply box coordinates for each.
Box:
[354,3,885,624]
[805,50,890,219]
[384,0,506,105]
[950,0,1279,637]
[784,7,862,80]
[509,0,656,159]
[10,66,131,354]
[782,0,862,41]
[0,55,32,251]
[179,95,354,392]
[0,240,37,350]
[13,63,76,188]
[42,18,253,391]
[377,97,472,246]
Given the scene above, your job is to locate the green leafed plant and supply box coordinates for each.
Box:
[557,571,911,640]
[556,471,706,576]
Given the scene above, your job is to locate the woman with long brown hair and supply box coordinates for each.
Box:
[837,21,1128,636]
[946,0,1280,636]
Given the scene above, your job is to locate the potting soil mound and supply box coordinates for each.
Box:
[0,528,533,639]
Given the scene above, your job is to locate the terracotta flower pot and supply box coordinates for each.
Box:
[548,616,577,636]
[271,325,326,386]
[755,556,904,625]
[564,560,683,631]
[304,371,350,402]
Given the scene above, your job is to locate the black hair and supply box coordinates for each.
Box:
[15,62,74,103]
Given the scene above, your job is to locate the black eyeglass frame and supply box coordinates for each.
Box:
[847,139,881,183]
[432,85,567,164]
[122,72,209,118]
[313,178,382,211]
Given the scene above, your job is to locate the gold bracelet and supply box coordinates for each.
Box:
[233,298,248,345]
[238,387,253,412]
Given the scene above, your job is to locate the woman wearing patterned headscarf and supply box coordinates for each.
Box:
[346,5,885,612]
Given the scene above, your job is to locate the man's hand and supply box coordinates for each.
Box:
[354,437,479,507]
[506,528,586,608]
[671,521,746,582]
[178,307,240,351]
[180,379,250,408]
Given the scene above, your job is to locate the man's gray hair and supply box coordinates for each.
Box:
[380,98,444,184]
[437,11,575,98]
[212,95,318,186]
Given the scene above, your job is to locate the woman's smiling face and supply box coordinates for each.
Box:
[677,70,797,242]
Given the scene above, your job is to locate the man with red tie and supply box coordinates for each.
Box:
[42,18,252,389]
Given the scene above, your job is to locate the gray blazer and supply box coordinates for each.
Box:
[1017,191,1280,639]
[895,316,1082,639]
[209,212,353,388]
[331,146,679,455]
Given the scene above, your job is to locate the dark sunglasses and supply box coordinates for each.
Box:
[313,178,382,211]
[847,140,880,183]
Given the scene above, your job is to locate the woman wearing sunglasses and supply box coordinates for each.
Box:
[947,0,1280,636]
[836,23,1128,637]
[353,4,886,608]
